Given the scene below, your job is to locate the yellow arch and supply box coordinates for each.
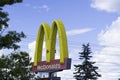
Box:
[50,20,68,63]
[34,23,51,66]
[34,20,69,66]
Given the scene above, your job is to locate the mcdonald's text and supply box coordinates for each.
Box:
[32,58,71,72]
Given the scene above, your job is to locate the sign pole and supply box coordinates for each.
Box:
[48,71,60,80]
[49,72,52,79]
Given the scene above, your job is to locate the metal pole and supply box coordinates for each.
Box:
[48,72,61,80]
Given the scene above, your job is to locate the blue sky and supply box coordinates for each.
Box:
[1,0,120,80]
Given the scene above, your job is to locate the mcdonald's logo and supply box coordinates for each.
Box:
[32,20,71,72]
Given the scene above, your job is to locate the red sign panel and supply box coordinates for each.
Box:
[32,58,71,72]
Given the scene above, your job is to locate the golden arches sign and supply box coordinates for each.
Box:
[34,20,69,66]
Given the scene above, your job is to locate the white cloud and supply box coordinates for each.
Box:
[93,17,120,80]
[28,41,46,62]
[98,17,120,46]
[57,70,74,80]
[67,28,94,36]
[24,4,50,12]
[33,5,50,12]
[28,41,36,62]
[39,5,50,12]
[0,49,12,56]
[91,0,120,13]
[0,50,3,57]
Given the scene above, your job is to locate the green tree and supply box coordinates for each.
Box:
[0,0,22,7]
[0,0,25,50]
[0,51,35,80]
[0,0,36,79]
[73,43,101,80]
[0,55,9,80]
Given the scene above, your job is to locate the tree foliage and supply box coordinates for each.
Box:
[0,51,34,80]
[0,0,36,79]
[74,43,101,80]
[0,0,22,7]
[0,0,25,50]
